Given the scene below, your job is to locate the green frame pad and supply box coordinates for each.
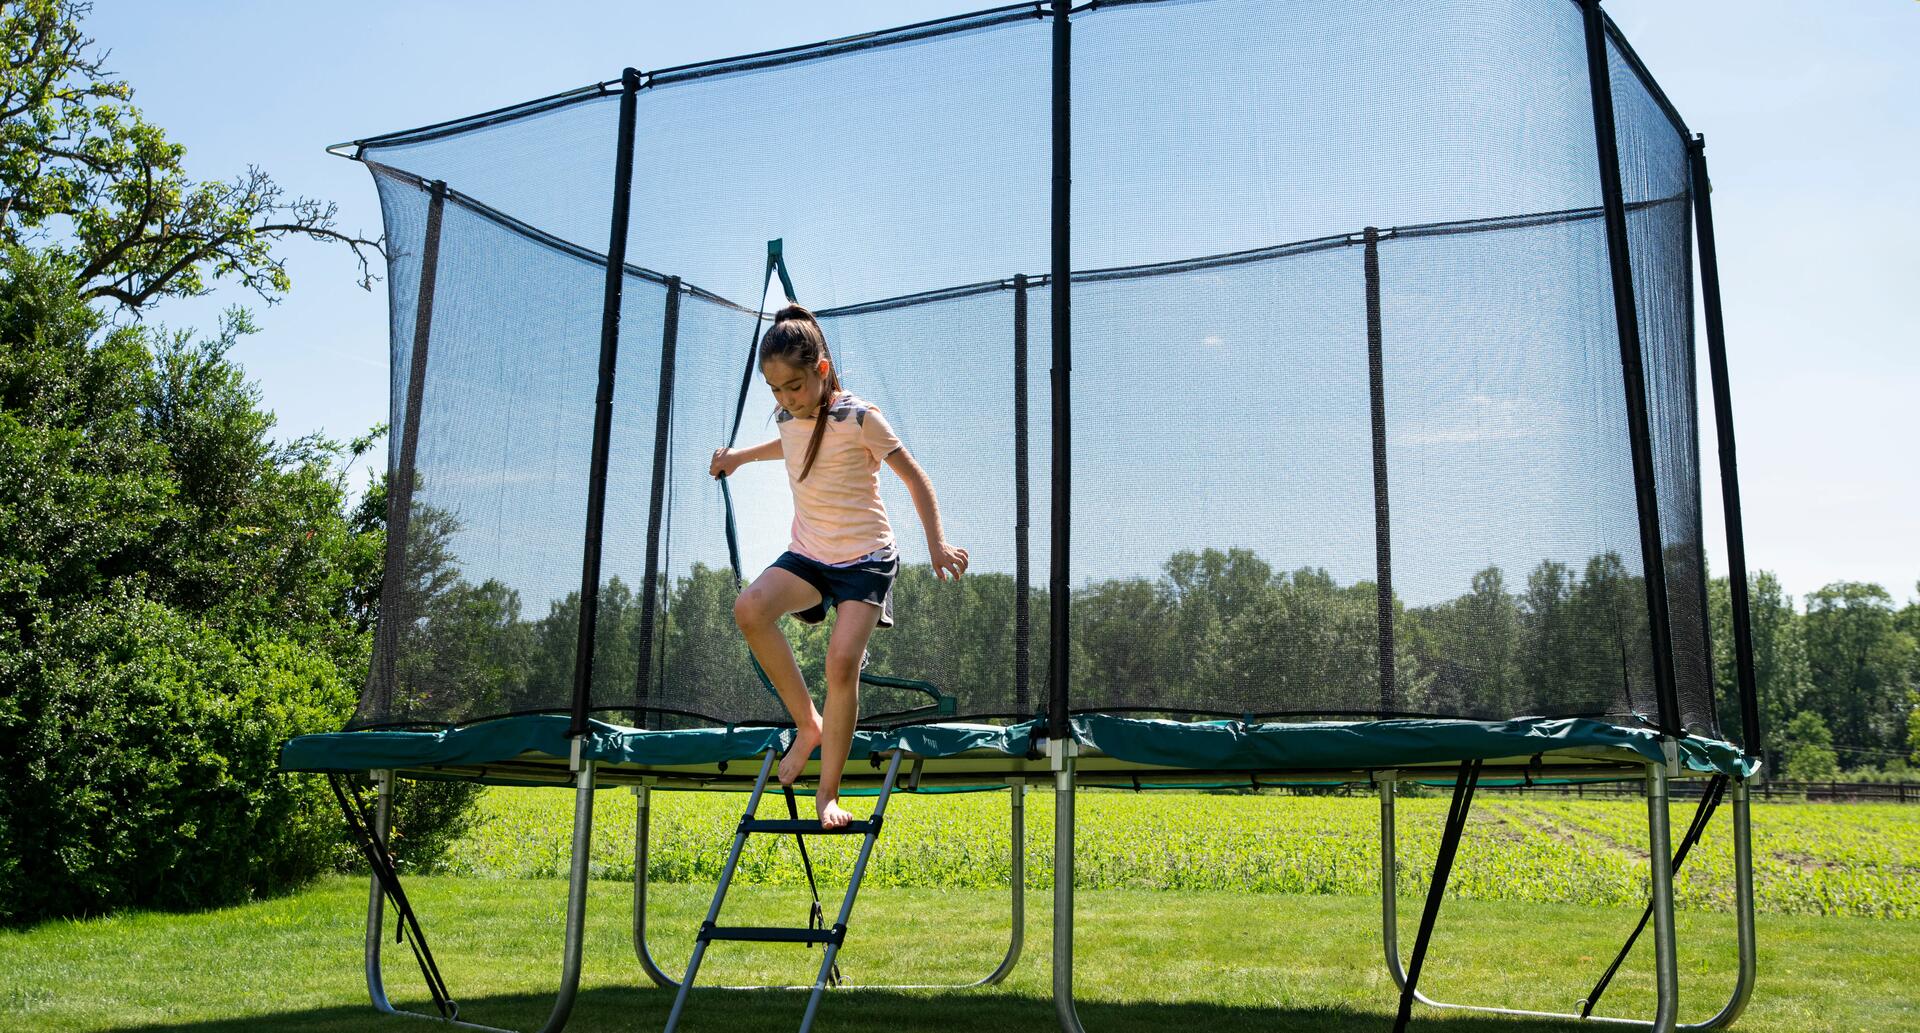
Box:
[280,715,1039,774]
[1071,715,1753,778]
[281,714,1748,779]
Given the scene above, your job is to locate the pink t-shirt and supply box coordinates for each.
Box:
[776,392,903,565]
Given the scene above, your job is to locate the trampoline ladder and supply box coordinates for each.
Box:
[663,746,906,1033]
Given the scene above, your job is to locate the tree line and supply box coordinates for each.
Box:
[384,493,1920,788]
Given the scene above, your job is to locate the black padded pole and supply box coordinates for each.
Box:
[373,179,446,723]
[1688,137,1761,756]
[1581,0,1679,737]
[1047,0,1071,740]
[570,67,642,738]
[1014,274,1032,718]
[1393,759,1482,1033]
[635,278,682,729]
[1364,227,1395,715]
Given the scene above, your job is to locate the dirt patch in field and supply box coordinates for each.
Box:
[1491,803,1648,860]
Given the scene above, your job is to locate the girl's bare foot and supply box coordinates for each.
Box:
[818,796,854,830]
[780,724,822,785]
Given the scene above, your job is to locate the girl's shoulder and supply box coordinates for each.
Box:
[823,392,884,427]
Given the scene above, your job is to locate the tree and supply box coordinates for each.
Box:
[1779,710,1839,782]
[2,0,379,314]
[1518,560,1577,709]
[0,0,444,922]
[1706,570,1815,773]
[1803,581,1917,770]
[1407,566,1521,715]
[1908,690,1920,767]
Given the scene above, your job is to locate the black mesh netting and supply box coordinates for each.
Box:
[348,0,1723,741]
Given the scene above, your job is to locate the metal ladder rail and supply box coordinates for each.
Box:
[632,776,1027,991]
[663,748,906,1033]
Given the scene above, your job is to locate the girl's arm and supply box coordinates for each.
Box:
[884,448,969,580]
[710,438,781,478]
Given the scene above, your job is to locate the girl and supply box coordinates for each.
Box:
[708,305,968,830]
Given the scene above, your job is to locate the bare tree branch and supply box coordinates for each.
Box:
[6,0,384,313]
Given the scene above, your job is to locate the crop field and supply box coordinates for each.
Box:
[433,785,1920,919]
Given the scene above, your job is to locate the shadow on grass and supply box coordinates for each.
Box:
[113,985,1616,1033]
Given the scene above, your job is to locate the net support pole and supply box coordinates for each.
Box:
[1014,273,1033,719]
[1581,0,1680,736]
[371,179,446,721]
[570,67,642,738]
[1688,136,1761,757]
[634,278,681,730]
[1048,6,1083,1030]
[1046,0,1071,742]
[1363,227,1395,714]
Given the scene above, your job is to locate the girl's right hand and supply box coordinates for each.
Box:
[709,447,735,479]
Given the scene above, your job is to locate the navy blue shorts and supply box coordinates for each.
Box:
[769,548,897,628]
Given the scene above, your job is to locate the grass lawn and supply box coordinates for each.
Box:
[3,875,1915,1032]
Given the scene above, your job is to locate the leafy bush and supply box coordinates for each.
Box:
[1,592,355,919]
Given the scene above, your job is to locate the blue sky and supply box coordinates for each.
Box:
[84,1,1918,605]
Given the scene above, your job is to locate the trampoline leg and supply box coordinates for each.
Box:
[361,763,597,1033]
[980,778,1028,987]
[1645,763,1680,1033]
[1379,774,1406,990]
[364,769,397,1015]
[1382,769,1745,1031]
[631,782,680,990]
[1699,780,1757,1028]
[1051,740,1087,1033]
[536,759,599,1033]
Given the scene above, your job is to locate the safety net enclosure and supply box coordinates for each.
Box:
[318,0,1753,756]
[280,3,1769,1032]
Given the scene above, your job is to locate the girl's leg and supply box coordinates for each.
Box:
[733,567,826,785]
[817,600,883,829]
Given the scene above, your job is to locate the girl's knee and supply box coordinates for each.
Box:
[733,590,769,630]
[824,649,862,686]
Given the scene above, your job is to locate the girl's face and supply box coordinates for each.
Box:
[762,356,831,419]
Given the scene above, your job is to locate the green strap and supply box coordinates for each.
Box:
[767,236,797,302]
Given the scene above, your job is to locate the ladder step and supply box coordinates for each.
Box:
[700,924,846,945]
[739,818,881,836]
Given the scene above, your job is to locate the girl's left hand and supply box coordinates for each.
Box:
[931,541,969,581]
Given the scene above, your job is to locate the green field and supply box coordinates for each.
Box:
[438,786,1920,919]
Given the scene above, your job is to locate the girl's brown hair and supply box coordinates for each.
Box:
[759,304,840,481]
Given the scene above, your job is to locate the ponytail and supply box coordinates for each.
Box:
[759,304,841,481]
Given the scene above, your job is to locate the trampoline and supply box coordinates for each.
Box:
[281,2,1764,1032]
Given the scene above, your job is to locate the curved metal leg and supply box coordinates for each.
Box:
[1052,740,1087,1033]
[632,782,679,990]
[1381,769,1754,1029]
[633,779,1028,991]
[365,763,598,1033]
[979,778,1029,987]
